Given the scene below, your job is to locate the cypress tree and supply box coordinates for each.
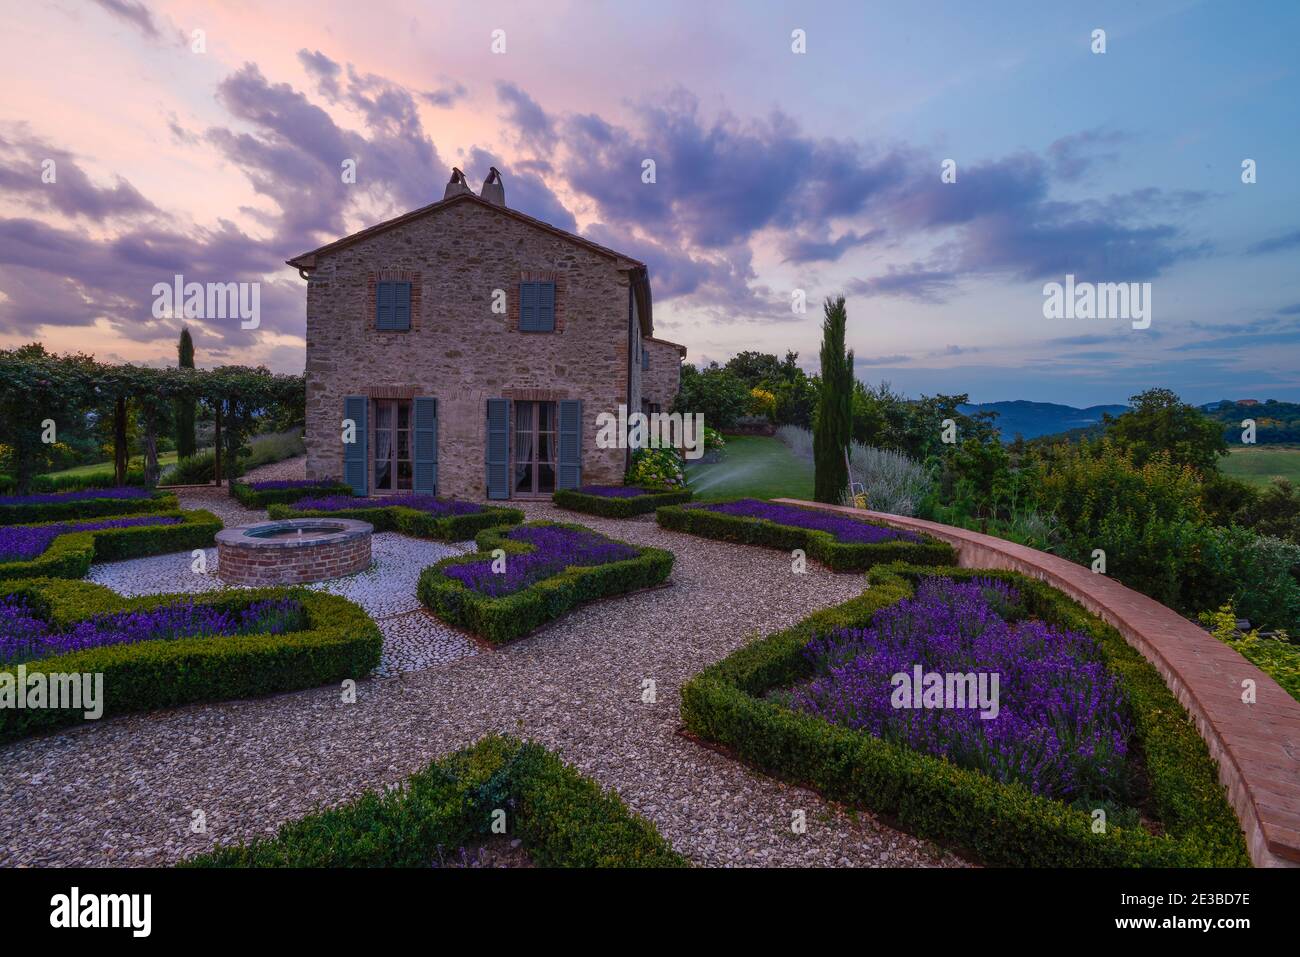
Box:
[176,327,197,458]
[813,295,853,503]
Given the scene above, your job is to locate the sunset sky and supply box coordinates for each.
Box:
[1,0,1297,406]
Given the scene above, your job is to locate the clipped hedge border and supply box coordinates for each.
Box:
[553,486,693,518]
[0,577,381,742]
[656,501,955,572]
[268,501,523,541]
[418,520,674,644]
[0,509,223,581]
[231,481,352,509]
[680,562,1249,867]
[0,491,179,526]
[184,734,685,867]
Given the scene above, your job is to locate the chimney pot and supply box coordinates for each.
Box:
[480,166,506,206]
[444,167,471,200]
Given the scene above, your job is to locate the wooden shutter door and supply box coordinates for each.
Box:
[413,397,437,493]
[486,398,510,499]
[557,399,582,489]
[519,282,537,331]
[538,282,556,331]
[394,283,411,330]
[343,395,368,495]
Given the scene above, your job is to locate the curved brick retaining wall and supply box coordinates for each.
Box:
[775,498,1300,868]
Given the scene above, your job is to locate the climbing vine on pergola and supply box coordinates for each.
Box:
[0,344,304,495]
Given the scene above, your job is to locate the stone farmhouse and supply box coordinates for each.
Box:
[288,167,686,500]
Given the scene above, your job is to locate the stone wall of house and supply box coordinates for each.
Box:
[303,199,636,499]
[641,338,685,411]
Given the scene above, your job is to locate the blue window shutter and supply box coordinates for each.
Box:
[537,282,555,331]
[519,282,538,331]
[413,397,437,493]
[393,282,411,330]
[376,282,393,329]
[641,349,649,372]
[343,395,368,495]
[486,398,510,499]
[557,399,582,489]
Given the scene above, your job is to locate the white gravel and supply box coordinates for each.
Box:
[2,472,969,869]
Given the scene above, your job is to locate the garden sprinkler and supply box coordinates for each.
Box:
[845,448,867,510]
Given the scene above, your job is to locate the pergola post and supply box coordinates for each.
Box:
[213,401,223,488]
[113,395,128,487]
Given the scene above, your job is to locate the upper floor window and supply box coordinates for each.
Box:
[519,281,556,332]
[376,281,412,331]
[641,349,649,371]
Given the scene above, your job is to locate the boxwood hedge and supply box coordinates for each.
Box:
[268,501,523,541]
[184,734,686,867]
[0,491,179,526]
[553,486,693,518]
[418,521,674,644]
[231,481,352,508]
[680,562,1249,867]
[0,509,223,581]
[655,501,955,572]
[0,577,381,742]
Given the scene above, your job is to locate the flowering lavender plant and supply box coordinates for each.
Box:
[0,515,182,564]
[0,594,306,665]
[701,499,921,545]
[576,485,655,498]
[295,494,483,516]
[0,487,152,506]
[787,577,1133,803]
[444,525,639,598]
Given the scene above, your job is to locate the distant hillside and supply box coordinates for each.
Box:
[1200,399,1300,444]
[959,400,1129,440]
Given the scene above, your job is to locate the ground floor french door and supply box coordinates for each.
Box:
[514,400,557,497]
[372,398,413,494]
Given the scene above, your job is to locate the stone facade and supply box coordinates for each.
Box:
[298,195,673,500]
[641,337,686,412]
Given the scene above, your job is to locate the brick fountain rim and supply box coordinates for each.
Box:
[216,517,373,549]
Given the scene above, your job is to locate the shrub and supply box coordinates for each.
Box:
[1200,604,1299,702]
[680,563,1249,867]
[845,442,934,516]
[231,479,352,509]
[626,447,685,489]
[0,578,380,741]
[269,498,522,542]
[0,488,178,525]
[553,485,692,518]
[419,521,674,643]
[184,735,685,867]
[1036,439,1206,608]
[0,509,222,580]
[656,499,954,572]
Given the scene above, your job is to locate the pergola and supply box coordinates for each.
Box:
[0,344,304,495]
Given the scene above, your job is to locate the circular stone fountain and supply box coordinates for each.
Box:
[216,518,373,586]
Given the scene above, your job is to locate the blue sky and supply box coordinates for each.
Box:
[0,0,1296,406]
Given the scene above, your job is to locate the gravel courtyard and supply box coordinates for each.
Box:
[0,462,968,868]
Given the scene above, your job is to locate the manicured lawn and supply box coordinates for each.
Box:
[684,435,813,501]
[43,450,187,481]
[1219,445,1300,487]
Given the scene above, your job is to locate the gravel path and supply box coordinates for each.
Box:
[1,481,968,868]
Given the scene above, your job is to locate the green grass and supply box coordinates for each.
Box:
[44,450,189,481]
[1219,445,1300,487]
[684,435,813,502]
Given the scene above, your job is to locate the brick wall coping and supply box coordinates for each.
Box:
[774,498,1300,868]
